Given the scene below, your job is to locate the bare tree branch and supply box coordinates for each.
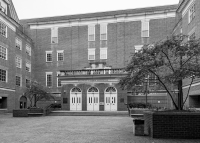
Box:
[161,49,175,73]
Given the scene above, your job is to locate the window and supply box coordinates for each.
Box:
[100,24,107,40]
[46,51,52,62]
[100,48,107,59]
[0,0,7,14]
[134,45,143,53]
[141,20,149,37]
[57,50,64,61]
[88,25,95,41]
[0,45,7,60]
[189,4,195,23]
[16,76,21,86]
[16,56,22,68]
[46,72,52,87]
[88,48,95,60]
[0,69,6,82]
[26,62,31,72]
[51,27,58,44]
[26,79,30,88]
[15,38,22,50]
[26,45,31,56]
[57,72,61,87]
[0,21,6,37]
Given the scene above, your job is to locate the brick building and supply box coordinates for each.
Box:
[1,0,199,112]
[0,0,34,112]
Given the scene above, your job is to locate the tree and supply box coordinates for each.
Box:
[24,81,55,107]
[119,34,200,110]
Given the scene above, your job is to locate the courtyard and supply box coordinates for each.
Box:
[0,114,200,143]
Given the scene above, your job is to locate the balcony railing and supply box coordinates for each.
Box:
[59,68,127,77]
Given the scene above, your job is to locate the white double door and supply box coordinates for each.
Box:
[87,93,99,111]
[70,93,82,111]
[104,93,117,111]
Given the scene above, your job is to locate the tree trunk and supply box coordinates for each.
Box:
[34,94,37,107]
[178,80,183,110]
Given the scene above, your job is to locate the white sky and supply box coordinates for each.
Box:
[12,0,179,20]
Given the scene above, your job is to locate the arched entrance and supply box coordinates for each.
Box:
[20,96,27,109]
[104,87,117,111]
[87,87,99,111]
[70,87,82,111]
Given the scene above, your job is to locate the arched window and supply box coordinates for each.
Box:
[71,87,82,93]
[105,87,117,93]
[88,87,99,93]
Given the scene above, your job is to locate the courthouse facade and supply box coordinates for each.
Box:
[0,0,199,112]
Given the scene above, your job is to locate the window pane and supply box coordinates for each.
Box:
[0,45,7,60]
[0,22,6,37]
[0,69,6,82]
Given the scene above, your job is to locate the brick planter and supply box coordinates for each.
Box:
[128,108,148,116]
[144,111,200,139]
[13,109,29,117]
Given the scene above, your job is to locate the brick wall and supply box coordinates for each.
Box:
[144,111,200,139]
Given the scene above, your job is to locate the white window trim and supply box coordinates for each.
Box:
[26,44,31,56]
[51,27,58,44]
[0,45,7,60]
[100,23,107,40]
[26,61,31,72]
[100,48,107,59]
[141,19,149,37]
[46,51,53,62]
[57,72,61,87]
[0,21,7,38]
[57,50,64,61]
[16,56,22,68]
[15,38,22,50]
[46,72,53,87]
[88,25,95,41]
[16,74,22,87]
[88,48,95,60]
[188,3,195,24]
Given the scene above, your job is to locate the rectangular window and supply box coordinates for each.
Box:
[26,79,30,88]
[26,62,31,72]
[0,45,7,60]
[51,27,58,44]
[46,72,52,87]
[88,25,95,41]
[141,20,149,37]
[16,76,21,86]
[0,69,6,82]
[88,49,95,60]
[26,45,31,56]
[15,38,22,50]
[46,51,52,62]
[57,50,64,61]
[0,21,7,37]
[100,24,107,40]
[189,4,195,23]
[16,56,22,68]
[57,72,61,87]
[100,48,107,59]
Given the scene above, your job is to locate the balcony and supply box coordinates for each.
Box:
[58,68,128,80]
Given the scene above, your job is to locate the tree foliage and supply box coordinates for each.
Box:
[24,81,55,107]
[119,34,200,110]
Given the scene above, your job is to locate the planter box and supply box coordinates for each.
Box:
[13,109,29,117]
[129,108,149,118]
[144,111,200,139]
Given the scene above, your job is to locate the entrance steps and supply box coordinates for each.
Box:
[48,110,129,116]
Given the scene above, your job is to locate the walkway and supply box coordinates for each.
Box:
[0,114,199,143]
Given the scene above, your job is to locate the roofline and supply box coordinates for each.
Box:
[20,4,178,25]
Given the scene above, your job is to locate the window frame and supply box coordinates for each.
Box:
[100,48,107,59]
[46,72,53,87]
[0,45,7,60]
[15,38,22,50]
[51,27,58,44]
[0,68,7,82]
[15,56,22,68]
[57,50,64,61]
[57,72,61,87]
[26,62,31,72]
[46,51,53,62]
[88,48,95,60]
[188,3,195,24]
[26,44,31,56]
[0,20,7,38]
[141,20,149,38]
[16,75,22,87]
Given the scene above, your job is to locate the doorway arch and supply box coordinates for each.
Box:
[20,96,27,109]
[70,87,82,111]
[87,87,99,111]
[104,87,117,111]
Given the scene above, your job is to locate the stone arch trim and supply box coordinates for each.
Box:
[87,86,99,93]
[105,86,117,93]
[70,87,82,93]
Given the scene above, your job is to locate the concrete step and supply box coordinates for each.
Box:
[48,110,129,116]
[0,109,7,114]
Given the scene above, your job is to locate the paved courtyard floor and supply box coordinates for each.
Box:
[0,114,200,143]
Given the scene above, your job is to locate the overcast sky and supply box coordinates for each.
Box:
[12,0,179,20]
